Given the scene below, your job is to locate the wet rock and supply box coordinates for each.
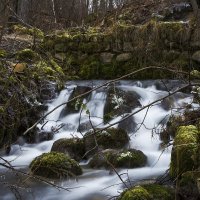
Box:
[60,86,91,117]
[104,88,141,123]
[51,138,86,161]
[89,149,147,169]
[77,121,94,132]
[118,116,137,133]
[30,152,82,179]
[37,131,54,142]
[39,81,57,102]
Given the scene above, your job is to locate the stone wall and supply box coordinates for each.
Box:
[43,20,200,79]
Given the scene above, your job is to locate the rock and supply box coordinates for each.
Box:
[170,125,199,178]
[39,82,57,102]
[119,184,174,200]
[192,51,200,63]
[12,63,26,73]
[51,138,86,161]
[29,152,82,179]
[89,149,118,168]
[77,121,94,132]
[84,128,129,156]
[119,186,151,200]
[104,88,141,123]
[60,86,91,117]
[37,131,54,142]
[118,116,136,133]
[89,149,147,169]
[100,52,115,63]
[116,53,132,62]
[115,149,147,168]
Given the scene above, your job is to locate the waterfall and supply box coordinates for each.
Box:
[0,80,193,200]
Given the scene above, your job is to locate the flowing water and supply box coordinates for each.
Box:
[0,80,194,200]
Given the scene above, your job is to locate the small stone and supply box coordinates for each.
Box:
[116,53,132,62]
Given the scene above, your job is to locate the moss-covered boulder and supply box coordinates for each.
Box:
[119,184,174,200]
[119,186,151,200]
[170,125,199,178]
[51,138,86,161]
[104,87,141,123]
[84,128,129,156]
[89,149,147,169]
[29,152,82,179]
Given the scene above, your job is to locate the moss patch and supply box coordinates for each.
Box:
[170,125,199,178]
[30,152,82,179]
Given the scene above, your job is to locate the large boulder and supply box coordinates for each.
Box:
[104,87,141,123]
[84,128,129,156]
[89,149,147,169]
[170,125,199,178]
[29,152,82,179]
[51,138,86,161]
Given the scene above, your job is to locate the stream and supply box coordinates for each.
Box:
[0,80,195,200]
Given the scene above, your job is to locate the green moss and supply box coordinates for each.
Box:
[119,186,151,200]
[170,125,199,178]
[13,24,44,39]
[16,49,37,61]
[30,152,82,179]
[51,138,86,161]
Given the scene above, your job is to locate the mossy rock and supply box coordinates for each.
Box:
[89,149,147,169]
[119,184,174,200]
[143,184,174,200]
[16,49,37,62]
[119,186,151,200]
[116,149,147,168]
[51,138,86,161]
[170,125,200,178]
[103,87,141,123]
[59,86,91,117]
[29,152,82,179]
[84,128,129,156]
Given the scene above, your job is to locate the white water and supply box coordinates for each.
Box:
[0,81,194,200]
